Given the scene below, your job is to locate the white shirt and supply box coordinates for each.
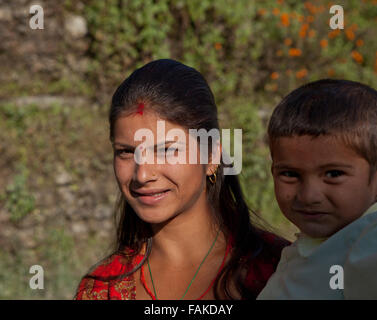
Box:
[257,202,377,299]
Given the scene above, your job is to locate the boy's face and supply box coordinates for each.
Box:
[271,135,377,238]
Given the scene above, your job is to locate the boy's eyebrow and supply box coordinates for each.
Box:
[317,163,354,169]
[272,163,354,170]
[272,164,298,170]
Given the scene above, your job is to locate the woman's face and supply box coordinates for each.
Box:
[112,110,217,224]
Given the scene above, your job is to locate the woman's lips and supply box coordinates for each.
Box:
[131,189,171,205]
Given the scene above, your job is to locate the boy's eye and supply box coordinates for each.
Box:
[325,170,345,178]
[278,171,299,179]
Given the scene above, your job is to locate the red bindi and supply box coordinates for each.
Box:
[136,102,144,115]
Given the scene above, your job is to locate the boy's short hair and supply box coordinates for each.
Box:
[268,79,377,174]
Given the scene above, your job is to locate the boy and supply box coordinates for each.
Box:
[258,79,377,299]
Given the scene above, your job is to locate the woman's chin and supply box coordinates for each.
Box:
[135,210,175,225]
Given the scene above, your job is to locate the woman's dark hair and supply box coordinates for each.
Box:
[87,59,269,299]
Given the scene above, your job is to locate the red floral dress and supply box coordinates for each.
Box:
[74,232,289,300]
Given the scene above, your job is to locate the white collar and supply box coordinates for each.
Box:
[295,202,377,257]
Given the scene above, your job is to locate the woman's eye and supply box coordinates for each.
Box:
[325,170,344,178]
[115,149,133,158]
[156,147,178,156]
[166,147,178,155]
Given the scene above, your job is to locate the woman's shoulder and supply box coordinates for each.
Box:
[74,247,144,300]
[244,230,291,297]
[258,230,291,253]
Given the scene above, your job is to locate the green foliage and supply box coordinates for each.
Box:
[0,229,110,299]
[3,164,35,223]
[69,0,377,236]
[2,0,376,299]
[0,103,39,136]
[80,0,377,99]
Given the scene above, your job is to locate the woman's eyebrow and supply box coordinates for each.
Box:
[113,140,184,148]
[155,140,185,147]
[112,142,135,149]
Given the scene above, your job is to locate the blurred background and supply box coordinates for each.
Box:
[0,0,376,299]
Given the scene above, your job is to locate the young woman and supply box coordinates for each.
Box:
[74,59,289,300]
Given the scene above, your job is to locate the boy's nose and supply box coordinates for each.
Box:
[295,179,323,206]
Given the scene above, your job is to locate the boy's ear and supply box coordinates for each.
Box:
[370,168,377,201]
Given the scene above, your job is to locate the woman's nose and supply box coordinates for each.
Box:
[133,163,158,184]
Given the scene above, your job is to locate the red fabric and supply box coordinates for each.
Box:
[74,232,289,300]
[243,231,290,298]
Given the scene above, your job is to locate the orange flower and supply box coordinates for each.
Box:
[289,48,302,57]
[277,0,284,4]
[270,72,279,80]
[349,23,358,31]
[296,68,308,79]
[257,8,267,16]
[284,38,293,46]
[304,2,312,10]
[270,83,278,91]
[273,8,280,16]
[327,68,335,77]
[356,39,364,47]
[308,29,316,38]
[318,5,325,13]
[351,50,363,64]
[281,13,290,27]
[328,29,340,39]
[299,23,309,38]
[214,42,222,50]
[345,28,355,41]
[306,15,315,23]
[305,2,317,14]
[320,39,328,48]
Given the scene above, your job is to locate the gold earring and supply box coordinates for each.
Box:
[208,171,217,184]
